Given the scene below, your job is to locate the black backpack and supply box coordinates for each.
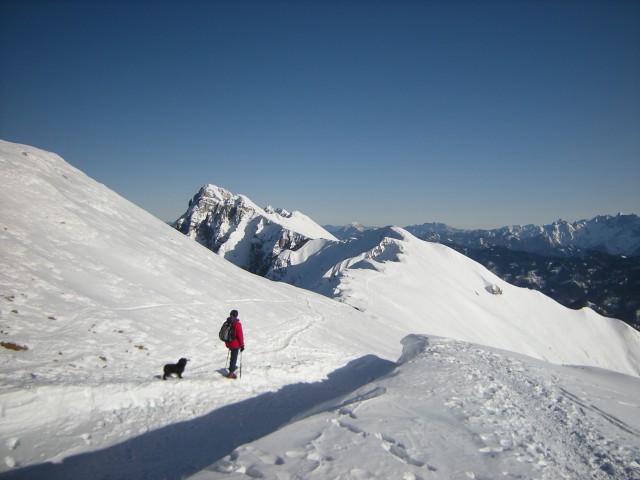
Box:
[219,318,235,342]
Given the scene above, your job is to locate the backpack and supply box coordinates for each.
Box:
[219,318,235,342]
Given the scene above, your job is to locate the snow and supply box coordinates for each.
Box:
[274,227,640,376]
[196,184,338,242]
[1,140,639,479]
[192,336,640,480]
[406,215,640,256]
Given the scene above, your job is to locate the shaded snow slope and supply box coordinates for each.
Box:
[275,227,640,377]
[192,336,640,480]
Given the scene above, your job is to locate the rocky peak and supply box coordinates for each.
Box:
[174,185,336,275]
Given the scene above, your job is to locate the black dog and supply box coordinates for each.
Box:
[163,358,188,380]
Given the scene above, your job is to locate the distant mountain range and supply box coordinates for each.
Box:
[403,215,640,257]
[327,215,640,257]
[327,217,640,327]
[323,222,369,240]
[174,186,639,328]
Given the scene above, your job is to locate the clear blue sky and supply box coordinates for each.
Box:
[1,0,638,229]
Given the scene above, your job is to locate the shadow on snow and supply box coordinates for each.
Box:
[1,355,397,480]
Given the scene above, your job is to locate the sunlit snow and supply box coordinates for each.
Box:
[1,140,638,479]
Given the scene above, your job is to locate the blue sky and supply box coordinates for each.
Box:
[1,0,638,229]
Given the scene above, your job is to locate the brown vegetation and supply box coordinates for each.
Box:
[1,341,28,351]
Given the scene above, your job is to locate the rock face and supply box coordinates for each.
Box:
[174,185,336,276]
[174,185,249,252]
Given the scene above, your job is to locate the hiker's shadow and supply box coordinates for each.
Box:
[2,355,397,480]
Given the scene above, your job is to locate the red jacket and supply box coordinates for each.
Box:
[225,318,244,349]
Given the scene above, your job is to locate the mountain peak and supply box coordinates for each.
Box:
[196,184,233,203]
[265,205,292,218]
[174,184,336,274]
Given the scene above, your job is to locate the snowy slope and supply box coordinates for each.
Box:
[192,336,640,480]
[0,141,394,474]
[1,140,639,479]
[274,227,640,376]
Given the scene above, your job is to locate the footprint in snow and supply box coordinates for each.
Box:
[376,432,426,468]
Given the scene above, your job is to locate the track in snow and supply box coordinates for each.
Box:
[193,336,640,480]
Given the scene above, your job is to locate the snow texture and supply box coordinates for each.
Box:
[0,140,639,479]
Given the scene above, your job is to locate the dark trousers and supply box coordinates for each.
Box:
[228,348,240,373]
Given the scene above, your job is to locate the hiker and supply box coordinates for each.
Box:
[224,309,244,379]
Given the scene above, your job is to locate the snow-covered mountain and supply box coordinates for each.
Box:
[403,218,640,326]
[269,226,640,372]
[323,222,372,240]
[1,140,639,479]
[406,215,640,257]
[173,186,639,373]
[443,243,640,327]
[174,184,336,275]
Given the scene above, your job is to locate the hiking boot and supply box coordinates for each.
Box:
[226,372,237,379]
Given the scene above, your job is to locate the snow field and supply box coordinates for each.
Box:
[193,336,640,480]
[328,229,640,376]
[0,292,398,475]
[1,140,639,479]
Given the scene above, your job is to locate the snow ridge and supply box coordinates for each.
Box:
[196,337,640,480]
[268,225,640,377]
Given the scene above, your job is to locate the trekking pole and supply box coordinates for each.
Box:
[226,349,230,374]
[239,350,243,379]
